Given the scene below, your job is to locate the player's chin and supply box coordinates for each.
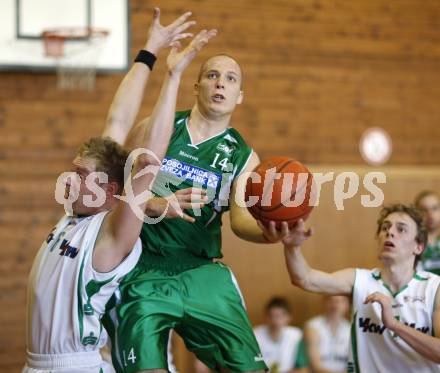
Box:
[378,251,394,262]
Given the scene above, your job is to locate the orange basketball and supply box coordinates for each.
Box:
[245,157,315,228]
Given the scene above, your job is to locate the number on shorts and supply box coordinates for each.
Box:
[128,348,137,364]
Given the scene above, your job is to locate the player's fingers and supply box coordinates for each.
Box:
[268,221,277,236]
[169,41,182,52]
[364,292,380,304]
[189,29,216,52]
[196,29,217,48]
[171,33,194,43]
[180,213,196,223]
[206,29,218,39]
[177,187,206,195]
[173,21,196,35]
[169,11,192,29]
[256,220,267,232]
[295,219,305,232]
[178,192,207,203]
[364,294,375,304]
[188,29,206,47]
[180,202,205,209]
[152,7,160,24]
[281,221,289,236]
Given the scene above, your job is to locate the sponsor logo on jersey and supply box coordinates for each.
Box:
[254,353,264,362]
[358,317,386,334]
[160,157,221,189]
[46,227,56,243]
[178,150,199,162]
[403,322,430,334]
[216,143,234,155]
[59,239,79,259]
[403,295,426,304]
[223,133,238,143]
[359,317,430,335]
[82,331,98,346]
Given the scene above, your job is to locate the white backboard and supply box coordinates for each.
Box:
[0,0,130,72]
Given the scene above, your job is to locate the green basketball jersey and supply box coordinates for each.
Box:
[420,236,440,276]
[138,110,253,274]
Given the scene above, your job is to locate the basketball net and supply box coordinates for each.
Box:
[42,28,109,91]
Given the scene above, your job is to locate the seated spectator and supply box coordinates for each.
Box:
[415,190,440,275]
[254,297,308,373]
[305,296,350,373]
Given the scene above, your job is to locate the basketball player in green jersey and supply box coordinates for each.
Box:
[105,54,283,372]
[415,190,440,275]
[276,204,440,372]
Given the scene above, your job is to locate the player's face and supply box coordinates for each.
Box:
[195,56,243,117]
[417,194,440,232]
[267,307,291,330]
[377,212,423,265]
[324,295,349,319]
[67,156,106,216]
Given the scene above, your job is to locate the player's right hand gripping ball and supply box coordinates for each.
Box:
[245,156,315,228]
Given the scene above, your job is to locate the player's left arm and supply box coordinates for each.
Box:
[102,8,194,145]
[229,151,268,243]
[365,287,440,364]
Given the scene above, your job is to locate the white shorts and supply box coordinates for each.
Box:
[23,350,115,373]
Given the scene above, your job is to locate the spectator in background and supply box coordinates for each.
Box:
[415,190,440,275]
[254,297,308,373]
[304,296,350,373]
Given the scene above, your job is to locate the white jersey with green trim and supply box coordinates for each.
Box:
[26,212,142,356]
[306,315,350,372]
[348,268,440,373]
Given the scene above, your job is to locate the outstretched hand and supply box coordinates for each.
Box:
[145,8,196,55]
[257,219,313,247]
[146,188,208,223]
[165,187,208,223]
[167,29,217,76]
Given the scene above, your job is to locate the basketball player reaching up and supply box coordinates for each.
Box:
[272,204,440,372]
[104,52,291,371]
[24,9,216,373]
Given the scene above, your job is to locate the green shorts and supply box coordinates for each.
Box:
[105,262,267,373]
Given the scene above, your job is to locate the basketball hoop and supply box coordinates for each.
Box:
[42,28,109,91]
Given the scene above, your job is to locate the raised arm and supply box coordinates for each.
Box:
[102,8,195,145]
[94,29,217,272]
[281,220,355,295]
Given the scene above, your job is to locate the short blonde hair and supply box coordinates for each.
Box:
[77,137,129,194]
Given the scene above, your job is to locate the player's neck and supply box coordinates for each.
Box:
[189,104,231,141]
[380,263,415,293]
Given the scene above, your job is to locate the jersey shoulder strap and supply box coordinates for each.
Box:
[174,110,191,129]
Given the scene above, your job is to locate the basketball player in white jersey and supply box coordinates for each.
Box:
[264,204,440,372]
[24,9,216,373]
